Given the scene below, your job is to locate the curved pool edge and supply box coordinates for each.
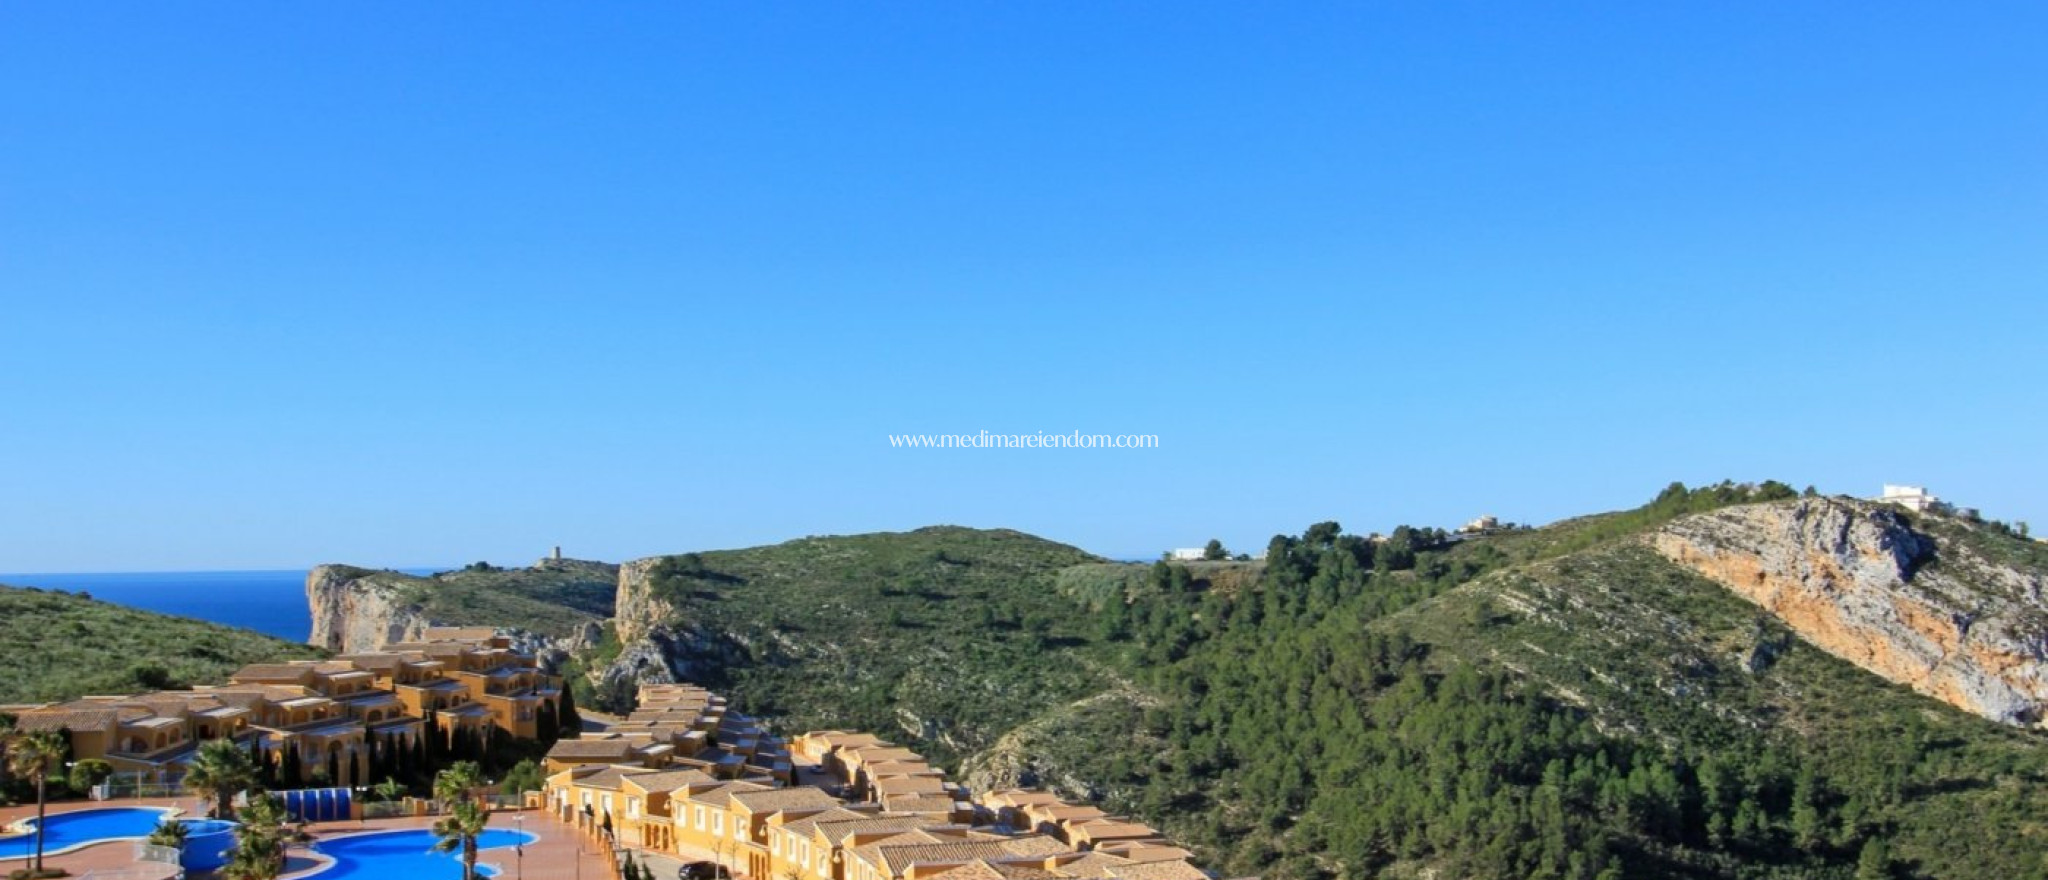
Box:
[0,806,178,861]
[289,826,539,879]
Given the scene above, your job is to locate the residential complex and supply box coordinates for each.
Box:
[545,682,1211,880]
[1,627,563,788]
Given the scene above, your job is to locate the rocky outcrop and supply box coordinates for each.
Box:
[306,565,601,670]
[959,688,1159,805]
[614,557,680,644]
[1654,498,2048,725]
[306,565,434,653]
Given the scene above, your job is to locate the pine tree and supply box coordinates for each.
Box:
[1856,837,1892,880]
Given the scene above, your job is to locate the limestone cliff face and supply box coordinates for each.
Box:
[305,565,600,669]
[1654,498,2048,725]
[306,565,434,653]
[613,556,680,644]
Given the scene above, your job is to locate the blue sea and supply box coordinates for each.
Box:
[0,569,437,643]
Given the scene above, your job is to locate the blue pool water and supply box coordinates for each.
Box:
[0,807,173,860]
[312,828,534,879]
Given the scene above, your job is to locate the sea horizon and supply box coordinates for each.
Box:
[0,567,445,643]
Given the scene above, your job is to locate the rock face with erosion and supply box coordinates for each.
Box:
[613,556,681,644]
[305,565,599,670]
[306,565,434,653]
[1653,498,2048,725]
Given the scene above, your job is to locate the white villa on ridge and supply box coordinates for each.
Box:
[1881,484,1943,512]
[1878,485,1978,520]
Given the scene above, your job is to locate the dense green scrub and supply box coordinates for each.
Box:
[0,584,324,702]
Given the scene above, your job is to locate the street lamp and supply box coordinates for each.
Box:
[515,814,526,880]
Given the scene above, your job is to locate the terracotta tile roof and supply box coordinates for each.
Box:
[204,685,311,705]
[546,739,640,759]
[1046,853,1132,879]
[1103,861,1208,880]
[1094,845,1194,864]
[336,653,406,671]
[572,767,639,791]
[115,693,220,715]
[866,838,1069,876]
[983,790,1065,808]
[923,859,1062,880]
[865,760,940,777]
[778,807,881,836]
[1033,805,1108,823]
[683,781,773,808]
[422,626,498,641]
[848,746,922,764]
[805,814,939,844]
[13,708,120,732]
[875,776,949,796]
[729,787,843,814]
[881,794,963,814]
[618,769,719,794]
[1067,820,1159,842]
[230,663,314,682]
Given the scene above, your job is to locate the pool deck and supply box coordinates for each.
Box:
[0,798,609,879]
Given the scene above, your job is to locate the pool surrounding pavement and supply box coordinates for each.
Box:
[0,806,175,860]
[0,799,610,879]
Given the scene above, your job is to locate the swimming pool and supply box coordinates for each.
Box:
[0,806,175,860]
[310,828,535,879]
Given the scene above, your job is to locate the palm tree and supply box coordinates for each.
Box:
[147,818,192,850]
[223,793,291,880]
[7,730,67,875]
[433,760,487,808]
[185,738,260,819]
[432,799,492,880]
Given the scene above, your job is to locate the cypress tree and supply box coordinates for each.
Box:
[537,698,558,744]
[280,741,302,789]
[558,689,582,739]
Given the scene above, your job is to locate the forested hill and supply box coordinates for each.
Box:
[588,485,2048,880]
[0,583,325,703]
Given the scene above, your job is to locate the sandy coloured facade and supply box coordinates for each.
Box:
[1,627,562,788]
[544,682,1212,880]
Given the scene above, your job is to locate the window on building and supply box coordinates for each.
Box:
[696,806,705,830]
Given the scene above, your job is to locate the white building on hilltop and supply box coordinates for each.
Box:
[1167,548,1207,561]
[1460,514,1500,534]
[1880,485,1952,514]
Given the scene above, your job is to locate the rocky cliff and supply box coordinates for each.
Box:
[306,565,436,653]
[613,556,679,644]
[306,563,605,669]
[1654,498,2048,725]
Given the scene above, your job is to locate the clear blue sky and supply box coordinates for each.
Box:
[3,3,2043,571]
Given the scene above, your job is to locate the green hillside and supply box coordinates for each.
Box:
[613,527,1107,762]
[539,485,2048,879]
[1376,541,2048,879]
[0,583,326,703]
[952,487,2048,880]
[335,558,617,638]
